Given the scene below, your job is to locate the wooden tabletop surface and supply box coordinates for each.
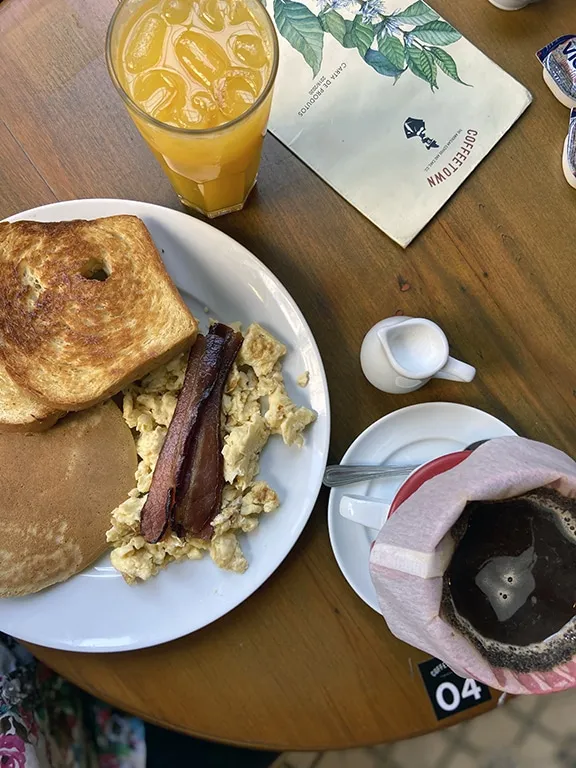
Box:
[1,0,575,752]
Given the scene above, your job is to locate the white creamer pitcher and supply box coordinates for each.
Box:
[360,317,476,394]
[487,0,540,9]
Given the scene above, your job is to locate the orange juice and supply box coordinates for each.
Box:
[107,0,278,216]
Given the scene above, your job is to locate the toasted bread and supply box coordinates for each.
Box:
[0,364,64,432]
[0,400,137,597]
[0,215,197,414]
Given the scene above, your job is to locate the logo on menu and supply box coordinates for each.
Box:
[404,117,440,151]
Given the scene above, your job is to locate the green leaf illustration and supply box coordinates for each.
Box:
[410,20,461,46]
[378,32,406,71]
[343,14,375,57]
[429,46,469,85]
[273,0,324,76]
[364,48,404,77]
[393,0,438,25]
[406,44,437,88]
[422,48,438,89]
[319,10,346,45]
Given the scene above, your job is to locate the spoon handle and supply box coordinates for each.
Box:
[323,464,416,488]
[324,441,489,489]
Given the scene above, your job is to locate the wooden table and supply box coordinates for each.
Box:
[1,0,575,752]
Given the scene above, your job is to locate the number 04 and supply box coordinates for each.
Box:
[435,678,483,712]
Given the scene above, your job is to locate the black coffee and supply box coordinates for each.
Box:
[442,487,576,672]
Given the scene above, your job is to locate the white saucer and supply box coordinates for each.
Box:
[327,402,517,613]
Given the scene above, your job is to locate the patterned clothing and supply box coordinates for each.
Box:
[0,633,145,768]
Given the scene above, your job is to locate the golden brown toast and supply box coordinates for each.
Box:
[0,364,64,432]
[0,215,198,415]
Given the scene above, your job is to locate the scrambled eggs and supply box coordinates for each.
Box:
[107,323,316,584]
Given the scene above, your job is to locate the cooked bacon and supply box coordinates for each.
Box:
[139,333,225,543]
[173,324,243,538]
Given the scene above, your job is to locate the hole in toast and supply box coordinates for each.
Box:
[81,260,110,282]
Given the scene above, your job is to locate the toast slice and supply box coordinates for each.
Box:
[0,215,198,413]
[0,364,63,432]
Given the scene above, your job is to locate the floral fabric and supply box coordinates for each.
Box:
[0,634,145,768]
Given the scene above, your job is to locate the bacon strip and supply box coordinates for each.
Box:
[173,324,243,538]
[139,333,225,543]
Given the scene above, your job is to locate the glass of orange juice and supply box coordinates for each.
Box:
[106,0,279,217]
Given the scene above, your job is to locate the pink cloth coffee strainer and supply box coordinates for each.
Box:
[369,437,576,694]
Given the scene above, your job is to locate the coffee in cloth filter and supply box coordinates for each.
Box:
[369,437,576,695]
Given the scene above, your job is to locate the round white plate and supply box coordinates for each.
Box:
[328,402,516,613]
[1,199,330,652]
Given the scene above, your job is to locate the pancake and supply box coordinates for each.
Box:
[0,401,137,597]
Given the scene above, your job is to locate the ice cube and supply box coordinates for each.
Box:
[125,13,167,73]
[175,90,220,129]
[197,0,225,32]
[229,33,268,69]
[133,69,186,122]
[175,30,229,88]
[162,0,192,24]
[227,0,254,25]
[212,68,262,120]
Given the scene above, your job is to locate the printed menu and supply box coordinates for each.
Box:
[267,0,532,247]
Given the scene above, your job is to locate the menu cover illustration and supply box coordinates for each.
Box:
[267,0,532,246]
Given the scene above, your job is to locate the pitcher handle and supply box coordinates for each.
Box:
[434,356,476,383]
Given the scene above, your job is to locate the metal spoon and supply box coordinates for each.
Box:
[323,439,490,488]
[323,464,416,487]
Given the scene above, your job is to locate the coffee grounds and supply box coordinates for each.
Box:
[441,487,576,673]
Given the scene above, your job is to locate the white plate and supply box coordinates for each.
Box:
[328,403,516,613]
[1,199,330,652]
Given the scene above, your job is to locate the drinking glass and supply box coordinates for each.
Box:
[106,0,279,217]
